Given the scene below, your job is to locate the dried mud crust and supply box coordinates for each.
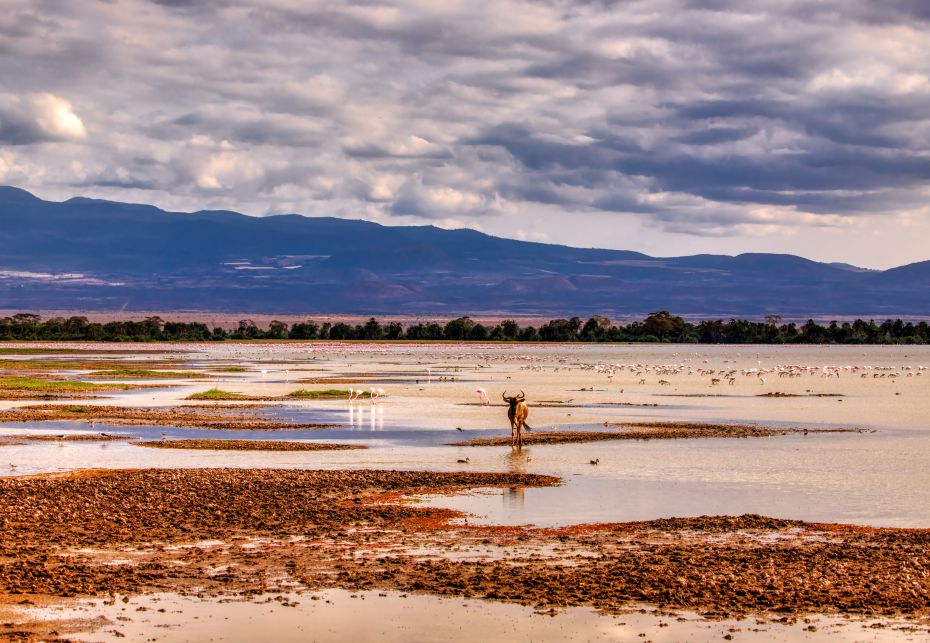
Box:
[449,422,868,446]
[0,468,555,597]
[0,468,928,628]
[0,405,339,431]
[132,439,366,451]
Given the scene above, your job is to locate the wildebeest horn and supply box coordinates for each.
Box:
[501,392,508,401]
[517,390,524,400]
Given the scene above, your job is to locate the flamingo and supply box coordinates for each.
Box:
[475,388,490,405]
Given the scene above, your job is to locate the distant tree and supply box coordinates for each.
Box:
[328,322,355,340]
[580,315,612,341]
[234,319,259,339]
[498,319,520,340]
[267,320,289,340]
[641,311,685,341]
[361,317,383,340]
[385,321,404,340]
[289,321,319,340]
[468,323,489,341]
[444,317,475,340]
[538,317,582,341]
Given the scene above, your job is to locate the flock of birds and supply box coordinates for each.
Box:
[347,387,386,402]
[584,360,927,387]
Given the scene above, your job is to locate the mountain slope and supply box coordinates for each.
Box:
[0,187,927,317]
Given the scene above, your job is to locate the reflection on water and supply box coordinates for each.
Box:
[503,486,525,522]
[17,589,924,643]
[347,404,385,431]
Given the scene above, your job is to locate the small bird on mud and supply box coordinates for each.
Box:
[457,457,470,464]
[589,459,600,465]
[455,427,463,431]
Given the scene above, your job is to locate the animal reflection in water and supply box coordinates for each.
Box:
[348,404,384,430]
[502,391,531,448]
[504,486,525,514]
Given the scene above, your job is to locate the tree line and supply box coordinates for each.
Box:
[2,312,929,344]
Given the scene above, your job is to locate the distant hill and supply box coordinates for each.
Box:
[1,186,928,318]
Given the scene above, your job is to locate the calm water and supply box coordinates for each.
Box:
[18,589,924,643]
[2,342,929,528]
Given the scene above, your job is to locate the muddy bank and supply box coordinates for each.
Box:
[0,391,102,400]
[449,422,867,446]
[1,433,132,442]
[0,359,192,373]
[0,468,927,633]
[132,439,366,451]
[759,392,845,398]
[0,468,555,597]
[0,405,339,431]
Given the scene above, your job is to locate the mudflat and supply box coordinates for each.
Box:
[0,468,928,633]
[132,439,366,451]
[450,422,867,446]
[0,404,339,431]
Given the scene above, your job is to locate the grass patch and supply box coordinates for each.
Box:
[0,377,134,392]
[216,366,247,373]
[287,388,370,399]
[186,388,252,400]
[60,405,91,413]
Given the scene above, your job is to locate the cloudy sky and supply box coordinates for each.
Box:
[2,0,930,268]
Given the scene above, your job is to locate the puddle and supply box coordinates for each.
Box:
[14,589,929,643]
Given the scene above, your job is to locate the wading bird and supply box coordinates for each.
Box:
[475,388,490,405]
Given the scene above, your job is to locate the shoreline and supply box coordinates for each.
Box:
[1,467,928,641]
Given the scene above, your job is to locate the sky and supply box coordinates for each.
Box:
[2,0,930,269]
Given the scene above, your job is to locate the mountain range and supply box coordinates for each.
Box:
[1,186,928,319]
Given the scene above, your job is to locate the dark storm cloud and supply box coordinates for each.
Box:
[2,0,930,243]
[0,105,49,145]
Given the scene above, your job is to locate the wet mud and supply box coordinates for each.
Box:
[0,405,339,431]
[449,422,867,446]
[132,440,367,451]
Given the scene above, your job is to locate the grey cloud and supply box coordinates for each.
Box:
[0,105,50,145]
[1,0,930,254]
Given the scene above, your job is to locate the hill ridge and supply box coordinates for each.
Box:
[1,186,928,316]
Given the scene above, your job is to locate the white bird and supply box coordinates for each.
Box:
[475,388,490,405]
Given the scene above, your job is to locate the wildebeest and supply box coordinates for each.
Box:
[502,391,531,448]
